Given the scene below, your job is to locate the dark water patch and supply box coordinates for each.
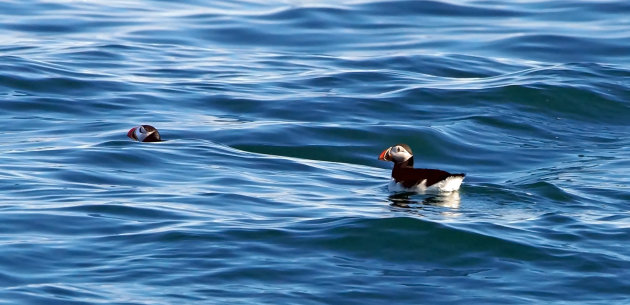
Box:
[300,70,402,89]
[53,169,153,187]
[0,1,69,15]
[58,204,190,221]
[0,75,115,95]
[194,25,356,50]
[511,0,630,18]
[359,0,524,17]
[336,54,521,79]
[4,21,75,34]
[285,217,553,264]
[58,49,128,62]
[0,211,137,237]
[515,181,581,203]
[487,34,630,62]
[261,6,357,29]
[125,29,201,46]
[475,84,629,125]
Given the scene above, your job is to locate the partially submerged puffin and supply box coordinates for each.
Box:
[127,125,161,142]
[379,143,465,192]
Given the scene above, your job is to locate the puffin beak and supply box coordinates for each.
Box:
[378,147,391,161]
[127,127,137,141]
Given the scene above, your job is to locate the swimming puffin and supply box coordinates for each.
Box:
[379,143,465,192]
[127,125,161,142]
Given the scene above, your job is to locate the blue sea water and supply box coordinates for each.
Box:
[1,0,630,304]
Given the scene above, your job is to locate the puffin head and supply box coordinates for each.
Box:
[378,143,413,164]
[127,125,161,142]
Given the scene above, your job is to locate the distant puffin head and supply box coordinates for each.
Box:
[378,143,413,163]
[127,125,161,142]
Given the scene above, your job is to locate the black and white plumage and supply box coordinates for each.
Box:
[379,143,465,192]
[127,125,161,142]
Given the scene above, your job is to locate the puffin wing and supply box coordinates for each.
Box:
[393,167,460,188]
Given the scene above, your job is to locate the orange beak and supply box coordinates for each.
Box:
[378,147,391,161]
[127,127,137,141]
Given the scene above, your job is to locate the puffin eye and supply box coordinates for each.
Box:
[139,126,145,133]
[397,146,402,152]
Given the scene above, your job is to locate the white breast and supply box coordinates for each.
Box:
[388,176,464,193]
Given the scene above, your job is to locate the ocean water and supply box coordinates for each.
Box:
[1,0,629,304]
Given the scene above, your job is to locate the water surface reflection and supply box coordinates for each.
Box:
[388,192,461,209]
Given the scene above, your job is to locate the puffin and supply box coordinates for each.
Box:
[379,143,465,192]
[127,125,161,142]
